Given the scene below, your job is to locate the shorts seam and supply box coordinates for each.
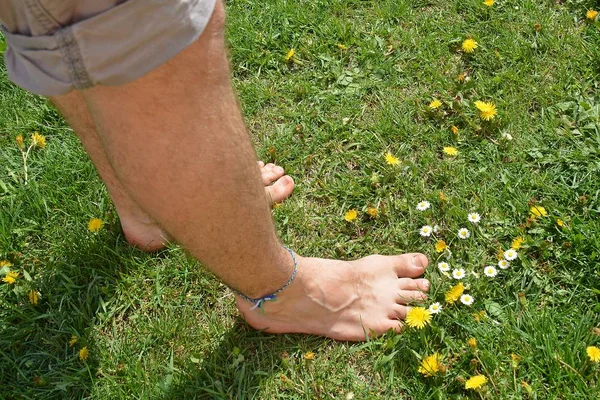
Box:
[55,27,93,90]
[24,0,61,34]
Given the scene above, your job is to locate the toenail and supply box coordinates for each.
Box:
[275,166,284,174]
[412,255,424,269]
[422,279,430,290]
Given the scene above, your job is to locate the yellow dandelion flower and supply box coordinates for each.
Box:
[443,147,458,156]
[557,218,564,227]
[587,346,600,362]
[496,246,505,260]
[587,10,598,20]
[473,310,486,322]
[439,191,447,201]
[16,135,24,149]
[304,351,315,360]
[31,132,46,149]
[418,353,441,377]
[474,101,497,121]
[451,126,459,135]
[88,218,104,232]
[79,346,89,361]
[69,335,78,347]
[429,99,442,109]
[0,260,12,268]
[435,240,447,253]
[511,353,521,368]
[445,282,465,304]
[468,337,477,348]
[405,307,432,329]
[366,207,378,217]
[465,375,488,390]
[385,152,400,165]
[461,38,478,53]
[530,205,547,218]
[511,237,524,250]
[457,72,468,83]
[483,0,494,6]
[284,48,295,61]
[2,271,19,284]
[29,290,40,305]
[344,210,358,222]
[337,44,347,50]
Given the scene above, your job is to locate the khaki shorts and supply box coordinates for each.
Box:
[0,0,217,96]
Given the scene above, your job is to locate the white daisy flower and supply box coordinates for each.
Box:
[429,302,443,314]
[416,201,431,211]
[420,225,433,237]
[504,249,518,261]
[458,228,470,239]
[442,271,451,278]
[484,266,498,277]
[433,225,440,233]
[498,259,510,269]
[468,212,481,223]
[438,262,451,272]
[452,268,465,279]
[502,132,513,141]
[460,294,474,306]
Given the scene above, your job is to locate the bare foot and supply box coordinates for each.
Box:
[236,253,429,341]
[121,161,295,251]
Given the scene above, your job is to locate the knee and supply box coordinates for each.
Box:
[205,0,226,36]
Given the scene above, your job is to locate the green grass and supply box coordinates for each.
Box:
[1,0,599,398]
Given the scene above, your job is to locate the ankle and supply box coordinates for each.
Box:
[233,246,299,305]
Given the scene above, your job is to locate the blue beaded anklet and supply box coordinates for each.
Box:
[232,246,298,310]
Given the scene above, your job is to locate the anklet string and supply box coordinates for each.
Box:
[232,246,297,310]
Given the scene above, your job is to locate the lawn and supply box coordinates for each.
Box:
[1,0,599,398]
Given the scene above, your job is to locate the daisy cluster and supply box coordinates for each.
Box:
[405,196,526,391]
[403,190,599,393]
[413,199,519,309]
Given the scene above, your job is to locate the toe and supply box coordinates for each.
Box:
[396,290,428,305]
[390,304,408,320]
[392,253,428,278]
[380,320,404,335]
[398,278,430,292]
[395,278,429,304]
[265,175,295,204]
[261,163,285,185]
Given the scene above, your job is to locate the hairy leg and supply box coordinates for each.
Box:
[50,91,168,251]
[51,93,295,251]
[51,1,429,340]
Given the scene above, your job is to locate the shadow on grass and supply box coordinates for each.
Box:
[0,225,156,398]
[160,322,300,400]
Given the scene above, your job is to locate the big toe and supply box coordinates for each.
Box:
[394,253,428,278]
[266,175,295,204]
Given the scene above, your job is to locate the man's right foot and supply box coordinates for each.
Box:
[236,253,430,341]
